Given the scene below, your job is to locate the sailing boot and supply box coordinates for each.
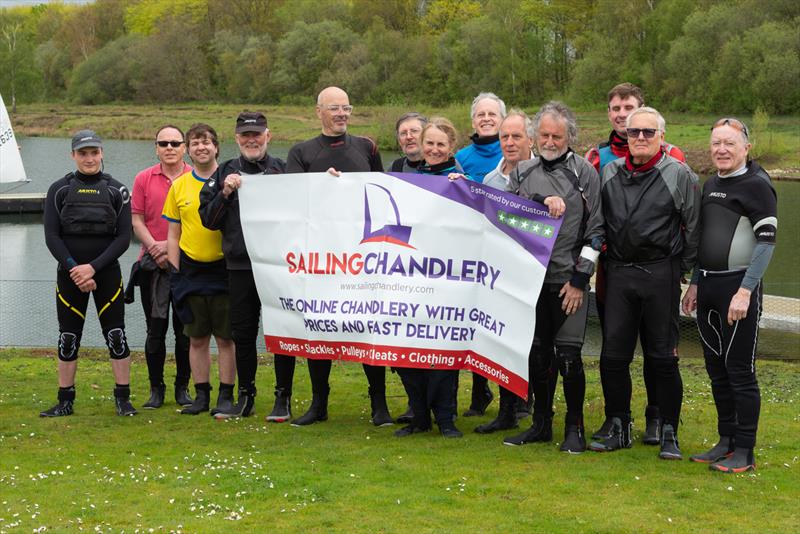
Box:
[643,404,661,445]
[210,384,235,417]
[291,387,329,426]
[181,384,210,415]
[690,436,735,464]
[266,387,292,423]
[475,391,518,434]
[589,415,632,452]
[214,386,255,419]
[503,414,553,446]
[142,383,166,409]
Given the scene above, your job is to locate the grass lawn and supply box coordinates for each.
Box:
[1,350,798,533]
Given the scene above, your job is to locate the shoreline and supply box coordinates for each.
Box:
[8,103,800,178]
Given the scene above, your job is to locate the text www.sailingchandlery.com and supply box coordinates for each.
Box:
[339,281,435,295]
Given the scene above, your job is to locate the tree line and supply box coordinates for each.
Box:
[1,0,798,114]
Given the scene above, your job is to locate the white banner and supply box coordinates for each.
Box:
[239,172,561,397]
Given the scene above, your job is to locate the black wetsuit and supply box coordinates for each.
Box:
[198,154,294,399]
[599,150,700,431]
[510,151,604,427]
[286,133,386,401]
[44,171,132,361]
[693,161,777,449]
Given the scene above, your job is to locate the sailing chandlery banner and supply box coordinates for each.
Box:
[238,171,561,398]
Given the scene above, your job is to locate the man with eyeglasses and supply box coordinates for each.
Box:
[454,92,507,418]
[390,112,428,173]
[199,111,293,421]
[131,125,193,409]
[585,83,686,446]
[681,118,776,473]
[286,86,392,427]
[589,107,700,462]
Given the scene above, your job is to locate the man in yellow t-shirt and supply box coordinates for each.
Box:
[163,123,236,415]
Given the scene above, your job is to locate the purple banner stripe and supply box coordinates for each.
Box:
[385,172,561,269]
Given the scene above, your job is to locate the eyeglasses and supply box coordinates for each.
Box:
[156,140,184,148]
[398,128,422,138]
[626,128,659,139]
[712,118,749,139]
[323,105,353,113]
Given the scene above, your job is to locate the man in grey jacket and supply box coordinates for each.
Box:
[502,101,604,453]
[482,110,535,192]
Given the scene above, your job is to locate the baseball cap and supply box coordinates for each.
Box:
[235,112,268,134]
[71,130,103,151]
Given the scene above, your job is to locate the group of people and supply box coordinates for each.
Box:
[41,83,776,474]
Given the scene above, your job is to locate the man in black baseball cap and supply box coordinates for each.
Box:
[71,129,103,151]
[235,112,268,134]
[198,111,294,421]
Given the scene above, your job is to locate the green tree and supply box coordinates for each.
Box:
[708,20,800,114]
[35,39,71,99]
[130,15,210,102]
[67,35,141,104]
[124,0,207,35]
[208,0,288,38]
[271,20,358,100]
[420,0,481,33]
[0,10,41,107]
[211,30,275,102]
[663,2,763,111]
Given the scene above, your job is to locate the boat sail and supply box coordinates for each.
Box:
[0,93,29,183]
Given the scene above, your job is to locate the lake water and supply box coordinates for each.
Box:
[0,136,403,349]
[0,137,797,349]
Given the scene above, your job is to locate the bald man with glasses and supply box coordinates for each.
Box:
[286,86,392,428]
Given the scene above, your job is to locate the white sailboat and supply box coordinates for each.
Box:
[0,93,29,184]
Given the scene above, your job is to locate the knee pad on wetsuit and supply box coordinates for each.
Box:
[144,335,166,357]
[58,332,81,362]
[105,328,130,360]
[556,345,583,379]
[648,357,679,378]
[529,343,554,375]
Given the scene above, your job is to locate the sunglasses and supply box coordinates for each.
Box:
[626,128,659,139]
[156,140,184,148]
[712,118,749,139]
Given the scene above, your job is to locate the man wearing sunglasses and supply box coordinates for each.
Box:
[131,125,193,409]
[681,118,776,473]
[286,86,392,428]
[590,107,700,462]
[585,83,686,446]
[199,111,293,421]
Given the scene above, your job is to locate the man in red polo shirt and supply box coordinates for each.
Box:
[131,125,193,408]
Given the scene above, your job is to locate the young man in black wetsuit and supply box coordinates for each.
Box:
[286,86,392,427]
[42,130,135,417]
[198,112,293,421]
